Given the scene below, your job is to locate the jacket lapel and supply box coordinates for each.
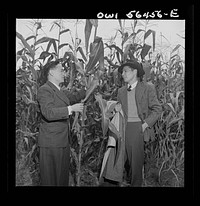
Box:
[135,82,144,103]
[135,82,145,119]
[47,81,70,105]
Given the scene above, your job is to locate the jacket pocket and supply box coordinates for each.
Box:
[45,122,66,133]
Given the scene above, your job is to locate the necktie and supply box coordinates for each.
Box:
[127,85,132,91]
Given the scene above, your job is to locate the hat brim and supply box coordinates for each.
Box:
[118,62,145,77]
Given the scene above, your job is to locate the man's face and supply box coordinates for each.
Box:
[122,66,137,83]
[50,63,66,83]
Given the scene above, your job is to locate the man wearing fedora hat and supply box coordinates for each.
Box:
[116,60,162,187]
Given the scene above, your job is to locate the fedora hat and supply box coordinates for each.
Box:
[118,61,145,78]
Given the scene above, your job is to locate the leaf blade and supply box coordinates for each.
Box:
[25,35,36,41]
[59,29,70,35]
[85,37,104,74]
[77,46,87,62]
[84,19,93,55]
[82,77,99,103]
[95,94,109,138]
[171,44,181,54]
[16,32,35,58]
[140,44,151,60]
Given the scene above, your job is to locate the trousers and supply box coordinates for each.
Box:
[39,146,70,186]
[124,122,144,187]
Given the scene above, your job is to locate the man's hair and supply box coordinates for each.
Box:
[40,59,61,84]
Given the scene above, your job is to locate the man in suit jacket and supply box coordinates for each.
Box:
[37,60,85,186]
[115,61,162,187]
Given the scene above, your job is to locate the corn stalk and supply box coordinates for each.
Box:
[16,19,44,186]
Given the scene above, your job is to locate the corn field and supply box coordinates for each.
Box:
[16,19,184,187]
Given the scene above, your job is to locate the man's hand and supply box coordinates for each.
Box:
[115,103,122,112]
[69,103,84,113]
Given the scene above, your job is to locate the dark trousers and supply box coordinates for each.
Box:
[99,177,119,187]
[124,122,144,187]
[39,146,70,186]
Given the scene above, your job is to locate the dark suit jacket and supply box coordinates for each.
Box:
[37,81,85,147]
[117,81,162,141]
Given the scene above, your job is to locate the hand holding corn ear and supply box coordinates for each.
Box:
[115,103,122,112]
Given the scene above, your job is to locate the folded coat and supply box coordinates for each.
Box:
[99,106,126,183]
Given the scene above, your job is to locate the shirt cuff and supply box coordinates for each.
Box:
[143,120,149,128]
[68,106,72,115]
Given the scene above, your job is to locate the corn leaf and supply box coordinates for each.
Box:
[141,44,151,60]
[35,37,51,45]
[25,35,36,41]
[17,48,25,56]
[82,78,99,103]
[171,44,181,54]
[54,22,61,28]
[136,29,145,34]
[16,32,35,58]
[46,40,52,53]
[118,19,123,31]
[84,19,93,55]
[89,19,98,27]
[170,54,179,60]
[144,29,156,51]
[16,55,21,62]
[99,46,104,71]
[142,60,151,81]
[174,91,184,110]
[77,46,87,62]
[124,33,135,45]
[29,65,38,81]
[49,23,55,32]
[95,94,109,138]
[63,51,75,61]
[144,29,153,40]
[104,56,119,69]
[106,101,118,118]
[122,32,129,46]
[167,103,176,114]
[133,20,138,30]
[38,51,51,60]
[18,55,28,62]
[52,39,57,55]
[122,43,131,62]
[85,37,104,74]
[151,30,156,51]
[168,117,183,126]
[105,43,123,56]
[116,51,121,64]
[58,43,73,51]
[75,61,85,75]
[179,106,184,119]
[72,112,80,131]
[45,40,57,55]
[95,95,117,138]
[59,29,70,35]
[35,37,58,46]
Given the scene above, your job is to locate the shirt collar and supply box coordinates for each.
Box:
[49,81,60,91]
[128,81,138,90]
